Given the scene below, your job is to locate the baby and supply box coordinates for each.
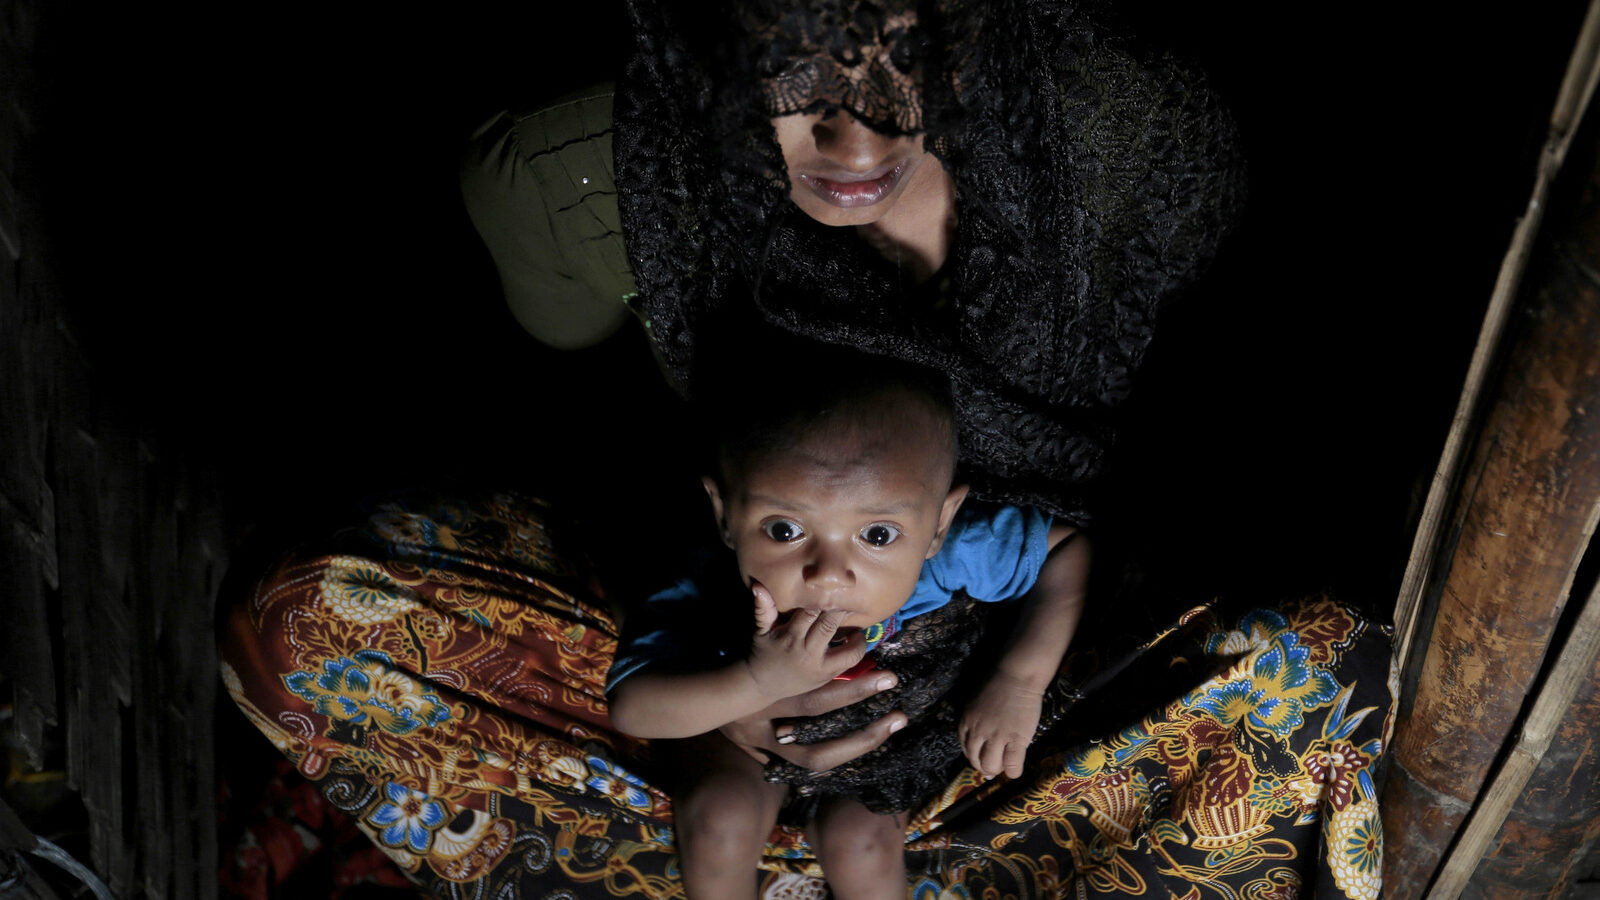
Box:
[606,344,1089,900]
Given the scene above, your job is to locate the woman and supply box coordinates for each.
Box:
[221,1,1393,897]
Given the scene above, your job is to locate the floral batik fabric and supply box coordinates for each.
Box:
[219,491,1394,899]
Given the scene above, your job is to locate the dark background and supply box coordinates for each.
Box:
[33,0,1593,605]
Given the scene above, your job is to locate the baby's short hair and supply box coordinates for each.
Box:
[692,328,957,489]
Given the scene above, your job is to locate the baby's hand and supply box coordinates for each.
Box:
[959,671,1043,780]
[745,584,866,703]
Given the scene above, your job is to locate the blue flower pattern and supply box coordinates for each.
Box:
[1192,618,1340,739]
[585,756,652,810]
[367,781,447,854]
[282,649,451,735]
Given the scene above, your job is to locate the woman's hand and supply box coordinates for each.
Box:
[722,584,905,771]
[719,672,907,771]
[607,587,868,740]
[745,585,867,703]
[959,671,1043,779]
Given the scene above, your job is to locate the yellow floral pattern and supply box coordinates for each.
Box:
[221,492,1394,898]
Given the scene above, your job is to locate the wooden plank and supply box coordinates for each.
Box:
[161,461,202,900]
[94,425,135,709]
[60,374,135,897]
[163,707,195,900]
[54,363,138,897]
[1468,797,1600,896]
[1576,840,1600,887]
[177,463,223,900]
[78,709,130,897]
[131,440,171,900]
[1428,572,1600,898]
[0,491,56,768]
[126,443,225,900]
[52,363,92,793]
[50,373,135,895]
[0,274,55,559]
[0,165,18,260]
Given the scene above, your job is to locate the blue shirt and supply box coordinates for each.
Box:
[605,504,1054,697]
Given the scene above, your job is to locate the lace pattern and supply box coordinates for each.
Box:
[748,0,927,134]
[616,0,1246,520]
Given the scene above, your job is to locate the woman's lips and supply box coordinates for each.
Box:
[797,162,906,209]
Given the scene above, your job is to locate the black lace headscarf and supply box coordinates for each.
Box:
[615,0,1245,524]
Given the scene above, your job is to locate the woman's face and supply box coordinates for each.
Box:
[753,1,938,228]
[771,110,941,227]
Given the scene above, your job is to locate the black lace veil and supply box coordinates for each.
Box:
[743,0,928,134]
[615,0,1245,523]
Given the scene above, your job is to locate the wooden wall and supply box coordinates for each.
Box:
[0,1,226,897]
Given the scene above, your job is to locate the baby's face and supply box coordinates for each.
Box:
[705,427,965,632]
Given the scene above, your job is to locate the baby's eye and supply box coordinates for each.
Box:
[763,519,805,542]
[860,524,901,547]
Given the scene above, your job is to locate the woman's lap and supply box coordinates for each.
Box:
[219,490,1392,899]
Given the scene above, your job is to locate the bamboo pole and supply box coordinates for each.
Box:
[1382,8,1600,895]
[1390,0,1600,689]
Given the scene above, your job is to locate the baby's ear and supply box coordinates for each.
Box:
[702,476,733,548]
[926,484,970,558]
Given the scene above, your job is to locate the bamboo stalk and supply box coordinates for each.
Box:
[1383,9,1600,896]
[1424,553,1600,900]
[1392,0,1600,696]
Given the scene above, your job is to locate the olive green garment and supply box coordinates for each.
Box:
[460,84,638,350]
